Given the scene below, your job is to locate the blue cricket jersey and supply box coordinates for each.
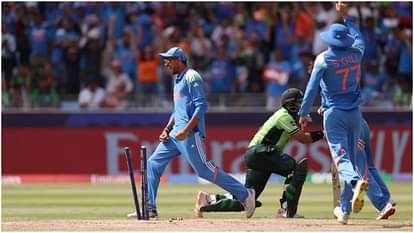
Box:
[172,68,208,138]
[298,17,365,116]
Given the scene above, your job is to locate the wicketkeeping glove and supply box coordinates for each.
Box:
[310,131,324,142]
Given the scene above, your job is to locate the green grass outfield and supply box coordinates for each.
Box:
[2,183,412,221]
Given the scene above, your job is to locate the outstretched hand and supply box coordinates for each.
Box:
[336,2,348,18]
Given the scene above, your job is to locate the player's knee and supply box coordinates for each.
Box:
[280,155,297,177]
[147,159,161,177]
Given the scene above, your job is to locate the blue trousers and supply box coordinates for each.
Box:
[147,131,248,209]
[324,108,361,213]
[355,119,391,211]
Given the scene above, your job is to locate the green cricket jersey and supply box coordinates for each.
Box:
[248,107,299,151]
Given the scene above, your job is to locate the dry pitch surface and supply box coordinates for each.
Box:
[3,219,412,231]
[2,183,412,231]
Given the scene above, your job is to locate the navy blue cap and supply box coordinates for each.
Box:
[159,47,187,63]
[320,23,354,48]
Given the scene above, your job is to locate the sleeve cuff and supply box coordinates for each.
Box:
[289,128,300,136]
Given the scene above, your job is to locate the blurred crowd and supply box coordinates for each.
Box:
[1,2,412,110]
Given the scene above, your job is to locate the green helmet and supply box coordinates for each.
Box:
[281,88,304,114]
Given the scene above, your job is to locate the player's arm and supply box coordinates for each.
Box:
[298,54,326,129]
[164,114,175,132]
[337,2,365,55]
[278,114,324,144]
[160,113,175,143]
[291,130,324,144]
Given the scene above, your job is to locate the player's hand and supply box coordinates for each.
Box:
[357,138,366,151]
[336,2,348,18]
[159,129,169,143]
[317,106,324,116]
[299,115,312,130]
[175,129,188,141]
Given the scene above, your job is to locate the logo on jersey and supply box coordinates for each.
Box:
[289,120,297,127]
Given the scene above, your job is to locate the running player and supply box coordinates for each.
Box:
[128,47,255,219]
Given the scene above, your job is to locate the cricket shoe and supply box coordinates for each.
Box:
[376,202,396,220]
[148,208,158,220]
[242,188,256,218]
[127,211,138,219]
[276,208,304,218]
[351,179,368,214]
[194,191,210,218]
[333,206,350,225]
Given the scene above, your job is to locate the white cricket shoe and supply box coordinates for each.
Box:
[194,191,210,218]
[276,208,305,218]
[376,202,396,220]
[333,206,350,225]
[242,188,256,218]
[352,180,368,213]
[127,211,138,219]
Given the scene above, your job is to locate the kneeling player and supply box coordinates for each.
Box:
[193,88,325,218]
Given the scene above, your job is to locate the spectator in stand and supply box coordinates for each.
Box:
[234,58,249,93]
[104,60,133,109]
[214,2,236,21]
[207,46,236,94]
[2,78,11,108]
[78,77,106,110]
[2,2,15,34]
[79,17,104,87]
[52,18,80,95]
[28,9,50,68]
[134,7,157,51]
[211,17,235,48]
[393,77,412,107]
[102,2,126,39]
[291,50,314,90]
[397,24,412,77]
[312,14,329,56]
[381,7,401,75]
[221,34,238,60]
[13,5,31,65]
[245,8,267,42]
[2,22,17,83]
[63,46,81,94]
[318,3,338,26]
[113,28,137,84]
[361,17,381,71]
[361,60,389,106]
[240,31,265,93]
[137,45,161,106]
[189,26,212,71]
[263,48,291,110]
[9,81,26,108]
[295,3,316,47]
[273,9,295,60]
[8,64,33,108]
[30,63,60,108]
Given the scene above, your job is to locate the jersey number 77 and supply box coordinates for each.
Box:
[335,64,361,91]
